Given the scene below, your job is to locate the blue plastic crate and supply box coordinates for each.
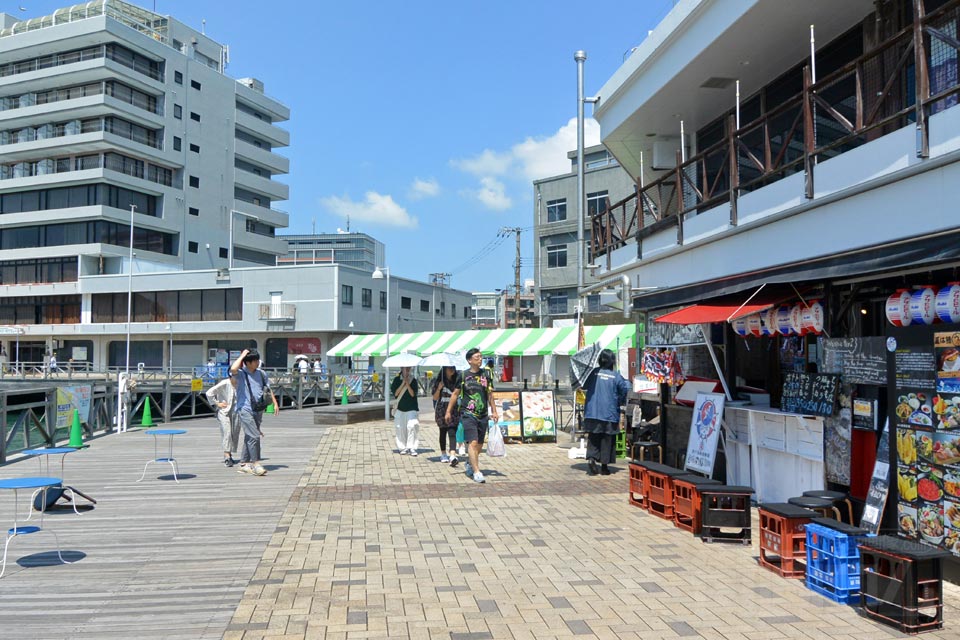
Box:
[805,522,870,557]
[805,524,873,592]
[806,574,859,605]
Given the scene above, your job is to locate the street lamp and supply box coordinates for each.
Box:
[167,323,173,378]
[229,210,261,268]
[119,203,136,431]
[575,50,599,312]
[372,266,390,421]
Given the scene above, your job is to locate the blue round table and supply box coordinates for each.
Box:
[138,429,187,483]
[22,448,82,516]
[0,477,71,578]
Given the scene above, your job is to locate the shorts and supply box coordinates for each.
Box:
[461,413,488,446]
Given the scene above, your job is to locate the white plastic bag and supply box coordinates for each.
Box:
[486,423,506,457]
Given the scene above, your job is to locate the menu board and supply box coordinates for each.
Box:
[492,391,521,438]
[824,384,853,485]
[861,421,890,534]
[781,372,840,417]
[890,327,960,556]
[520,391,556,439]
[821,337,888,386]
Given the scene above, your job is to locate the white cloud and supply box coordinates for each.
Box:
[466,177,512,211]
[409,177,440,200]
[451,149,513,177]
[453,118,601,210]
[319,192,418,229]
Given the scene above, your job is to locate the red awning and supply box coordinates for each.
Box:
[654,301,775,325]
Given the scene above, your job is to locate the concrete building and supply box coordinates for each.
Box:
[278,231,385,273]
[497,283,536,329]
[0,1,472,371]
[471,292,499,330]
[533,144,635,326]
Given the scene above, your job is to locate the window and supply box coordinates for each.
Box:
[420,299,430,313]
[380,291,387,310]
[548,294,568,315]
[547,244,567,268]
[401,296,411,310]
[173,104,182,119]
[188,176,199,188]
[219,247,228,259]
[174,71,183,85]
[587,190,609,216]
[189,112,200,122]
[341,284,353,305]
[188,207,199,216]
[188,241,198,253]
[587,294,601,313]
[190,80,201,90]
[173,136,181,151]
[440,301,445,316]
[451,303,456,317]
[464,306,470,318]
[361,288,372,308]
[547,198,566,223]
[189,143,199,153]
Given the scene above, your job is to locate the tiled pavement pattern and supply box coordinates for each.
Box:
[226,402,960,640]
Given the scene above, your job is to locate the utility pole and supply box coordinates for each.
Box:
[498,227,522,328]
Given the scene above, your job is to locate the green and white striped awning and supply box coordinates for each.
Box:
[327,324,639,358]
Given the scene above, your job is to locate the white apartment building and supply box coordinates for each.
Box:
[0,1,472,371]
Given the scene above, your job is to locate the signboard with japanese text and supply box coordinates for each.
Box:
[683,392,725,477]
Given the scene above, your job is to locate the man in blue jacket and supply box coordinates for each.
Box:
[582,349,630,475]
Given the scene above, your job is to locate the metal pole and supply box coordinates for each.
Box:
[125,204,136,379]
[575,50,586,314]
[228,211,234,268]
[168,324,173,378]
[384,268,391,421]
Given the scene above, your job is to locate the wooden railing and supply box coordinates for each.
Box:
[591,0,960,261]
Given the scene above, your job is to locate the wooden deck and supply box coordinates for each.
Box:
[0,409,327,639]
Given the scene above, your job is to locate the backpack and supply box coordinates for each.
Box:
[33,482,65,512]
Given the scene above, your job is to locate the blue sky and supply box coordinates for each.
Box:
[17,0,676,291]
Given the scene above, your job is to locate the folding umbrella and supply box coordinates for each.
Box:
[418,352,469,370]
[570,342,602,389]
[382,352,423,368]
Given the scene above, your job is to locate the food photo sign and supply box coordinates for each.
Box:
[492,391,522,438]
[520,391,556,440]
[890,327,960,555]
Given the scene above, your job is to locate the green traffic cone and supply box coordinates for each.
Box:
[341,386,349,405]
[140,397,154,427]
[68,408,88,448]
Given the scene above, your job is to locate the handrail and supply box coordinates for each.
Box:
[590,0,960,259]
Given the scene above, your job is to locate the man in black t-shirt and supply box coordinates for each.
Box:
[446,348,499,483]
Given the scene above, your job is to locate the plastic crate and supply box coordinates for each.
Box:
[806,574,859,605]
[628,463,646,510]
[699,486,753,544]
[615,431,626,459]
[804,522,873,601]
[758,504,816,578]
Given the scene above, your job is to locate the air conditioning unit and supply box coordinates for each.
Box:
[651,138,688,170]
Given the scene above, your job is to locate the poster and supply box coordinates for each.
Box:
[824,384,853,485]
[935,330,960,393]
[683,392,725,476]
[492,391,521,438]
[334,374,363,397]
[55,384,93,429]
[862,420,891,534]
[521,391,556,438]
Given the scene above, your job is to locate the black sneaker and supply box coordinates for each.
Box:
[587,459,599,476]
[600,464,610,475]
[223,458,234,467]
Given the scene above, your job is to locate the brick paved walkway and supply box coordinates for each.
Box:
[225,408,960,640]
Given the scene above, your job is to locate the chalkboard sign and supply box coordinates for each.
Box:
[821,337,888,386]
[860,420,890,534]
[781,372,840,416]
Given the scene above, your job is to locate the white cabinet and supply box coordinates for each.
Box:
[724,407,824,503]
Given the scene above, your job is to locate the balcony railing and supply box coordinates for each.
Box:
[259,303,296,321]
[591,0,960,261]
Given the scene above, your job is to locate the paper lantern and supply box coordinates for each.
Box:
[746,314,762,337]
[886,289,912,327]
[731,316,749,337]
[776,305,793,335]
[801,301,825,335]
[909,286,938,325]
[763,308,779,336]
[790,304,805,335]
[936,283,960,323]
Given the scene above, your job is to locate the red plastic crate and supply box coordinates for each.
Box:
[672,475,720,534]
[757,504,817,578]
[643,467,676,520]
[628,463,646,510]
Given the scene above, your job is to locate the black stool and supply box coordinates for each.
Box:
[632,441,662,463]
[802,489,854,525]
[787,495,840,520]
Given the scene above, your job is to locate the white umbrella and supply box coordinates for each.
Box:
[382,352,422,368]
[294,354,310,361]
[418,352,469,370]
